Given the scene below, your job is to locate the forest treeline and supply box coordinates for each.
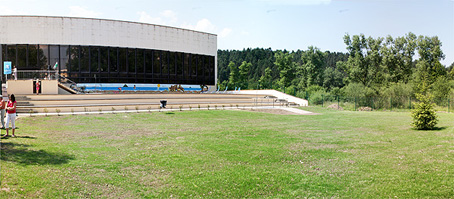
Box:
[217,32,454,104]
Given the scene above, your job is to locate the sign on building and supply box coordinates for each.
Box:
[3,61,11,75]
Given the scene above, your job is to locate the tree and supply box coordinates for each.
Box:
[259,67,272,89]
[299,46,325,88]
[411,81,438,130]
[414,35,446,85]
[228,61,239,88]
[238,61,251,89]
[274,51,295,88]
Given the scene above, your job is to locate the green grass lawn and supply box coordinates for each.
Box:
[1,107,454,198]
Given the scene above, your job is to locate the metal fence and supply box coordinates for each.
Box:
[11,70,60,81]
[309,95,453,112]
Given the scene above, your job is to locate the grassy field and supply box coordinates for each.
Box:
[1,107,454,198]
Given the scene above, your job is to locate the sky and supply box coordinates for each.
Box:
[0,0,453,66]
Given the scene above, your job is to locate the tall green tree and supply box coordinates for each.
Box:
[299,46,325,88]
[259,67,272,89]
[238,61,251,89]
[274,51,295,88]
[413,35,446,86]
[228,61,239,88]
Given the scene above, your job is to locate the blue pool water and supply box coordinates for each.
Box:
[78,83,202,92]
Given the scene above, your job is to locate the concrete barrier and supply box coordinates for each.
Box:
[237,90,308,106]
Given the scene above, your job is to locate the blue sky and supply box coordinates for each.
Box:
[1,0,453,66]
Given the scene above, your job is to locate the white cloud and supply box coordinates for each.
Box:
[138,11,165,25]
[257,0,331,5]
[137,10,178,25]
[160,10,177,23]
[182,18,216,33]
[182,18,232,38]
[68,6,101,18]
[0,5,27,15]
[219,28,232,38]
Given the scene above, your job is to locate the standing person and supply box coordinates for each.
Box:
[36,81,40,95]
[12,66,17,80]
[0,97,6,129]
[2,94,17,138]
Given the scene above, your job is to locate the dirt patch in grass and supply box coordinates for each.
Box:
[245,108,302,115]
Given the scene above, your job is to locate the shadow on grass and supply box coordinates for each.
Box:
[165,112,175,115]
[0,142,75,165]
[412,126,448,131]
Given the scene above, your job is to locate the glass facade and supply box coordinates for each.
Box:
[1,44,215,85]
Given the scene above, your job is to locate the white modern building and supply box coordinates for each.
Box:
[0,16,217,86]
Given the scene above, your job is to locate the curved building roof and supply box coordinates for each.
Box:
[0,15,217,56]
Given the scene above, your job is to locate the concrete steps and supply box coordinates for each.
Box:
[16,93,287,114]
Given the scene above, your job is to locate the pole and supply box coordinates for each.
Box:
[337,96,340,110]
[322,94,324,107]
[409,97,411,110]
[390,97,392,111]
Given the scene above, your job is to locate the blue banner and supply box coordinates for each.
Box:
[3,61,11,75]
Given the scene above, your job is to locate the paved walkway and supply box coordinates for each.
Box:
[279,107,318,115]
[16,106,316,117]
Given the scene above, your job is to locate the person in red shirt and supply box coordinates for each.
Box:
[2,94,17,138]
[0,97,6,129]
[36,81,40,95]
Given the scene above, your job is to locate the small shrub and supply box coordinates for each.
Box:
[147,106,151,112]
[222,105,225,110]
[135,106,139,113]
[29,109,33,117]
[71,108,74,115]
[198,104,201,110]
[99,108,103,114]
[124,106,128,113]
[189,105,192,111]
[179,105,183,111]
[214,105,217,110]
[236,104,239,109]
[56,109,61,116]
[411,93,438,130]
[111,107,116,113]
[44,108,48,116]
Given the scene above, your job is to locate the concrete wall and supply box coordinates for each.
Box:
[7,80,58,95]
[41,80,58,94]
[7,80,33,95]
[237,90,309,106]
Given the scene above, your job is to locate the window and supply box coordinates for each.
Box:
[153,50,161,74]
[162,51,168,75]
[17,45,27,68]
[99,47,108,72]
[191,54,197,76]
[145,49,153,73]
[109,47,118,72]
[169,52,176,75]
[128,48,135,73]
[49,45,59,71]
[176,52,183,75]
[119,48,127,73]
[80,46,89,72]
[184,53,190,77]
[91,46,99,73]
[6,45,16,68]
[69,46,79,72]
[60,46,69,76]
[137,49,144,74]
